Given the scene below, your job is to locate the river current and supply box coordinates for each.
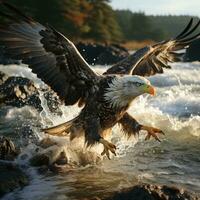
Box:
[0,62,200,200]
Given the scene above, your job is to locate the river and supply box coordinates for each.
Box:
[0,62,200,200]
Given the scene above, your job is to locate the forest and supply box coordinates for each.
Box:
[2,0,199,45]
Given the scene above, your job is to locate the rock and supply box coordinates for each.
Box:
[0,162,28,197]
[29,137,101,172]
[0,71,41,110]
[29,138,69,167]
[0,137,28,197]
[0,43,129,66]
[43,90,62,114]
[0,136,19,160]
[76,42,129,65]
[29,148,68,167]
[0,71,8,84]
[103,184,199,200]
[0,71,62,114]
[184,39,200,62]
[29,147,77,173]
[29,153,50,166]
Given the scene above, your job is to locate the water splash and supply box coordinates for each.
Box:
[0,62,200,199]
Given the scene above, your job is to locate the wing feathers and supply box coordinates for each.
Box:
[0,2,99,106]
[175,18,194,39]
[105,18,200,77]
[177,20,200,40]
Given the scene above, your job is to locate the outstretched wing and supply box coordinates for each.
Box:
[0,2,99,106]
[104,18,200,76]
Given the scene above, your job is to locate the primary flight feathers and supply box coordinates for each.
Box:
[0,1,99,107]
[104,18,200,76]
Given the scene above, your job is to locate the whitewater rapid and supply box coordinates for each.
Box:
[0,62,200,199]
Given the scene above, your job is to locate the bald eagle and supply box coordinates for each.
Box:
[0,2,200,159]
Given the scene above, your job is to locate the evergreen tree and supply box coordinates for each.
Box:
[115,10,167,41]
[6,0,122,42]
[1,0,196,43]
[61,0,92,39]
[9,0,63,30]
[85,0,122,42]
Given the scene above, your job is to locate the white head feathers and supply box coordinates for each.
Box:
[104,75,151,108]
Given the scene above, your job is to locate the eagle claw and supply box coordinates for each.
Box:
[99,138,116,159]
[141,126,164,142]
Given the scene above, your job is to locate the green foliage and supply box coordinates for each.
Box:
[85,0,122,42]
[8,0,63,28]
[6,0,122,42]
[115,9,199,41]
[148,15,199,39]
[61,0,92,38]
[1,1,199,43]
[115,10,165,41]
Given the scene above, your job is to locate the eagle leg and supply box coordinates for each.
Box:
[99,138,116,160]
[85,117,116,159]
[119,113,165,142]
[140,125,165,142]
[118,113,142,137]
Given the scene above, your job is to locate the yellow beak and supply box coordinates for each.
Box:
[146,85,156,96]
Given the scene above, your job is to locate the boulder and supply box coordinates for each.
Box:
[76,42,129,65]
[0,162,28,197]
[0,137,28,197]
[0,43,129,66]
[29,137,101,173]
[0,136,19,160]
[29,153,50,167]
[103,184,199,200]
[29,138,69,167]
[0,71,62,114]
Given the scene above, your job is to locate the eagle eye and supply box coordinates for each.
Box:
[135,82,143,87]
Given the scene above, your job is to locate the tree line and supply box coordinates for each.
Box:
[2,0,199,43]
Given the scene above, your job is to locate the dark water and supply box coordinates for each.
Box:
[0,63,200,200]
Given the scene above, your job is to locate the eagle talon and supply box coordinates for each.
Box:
[141,126,164,142]
[99,138,116,159]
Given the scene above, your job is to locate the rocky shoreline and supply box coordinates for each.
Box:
[102,184,199,200]
[0,136,28,197]
[0,49,199,199]
[0,136,199,199]
[0,71,62,115]
[76,42,129,65]
[0,43,129,67]
[0,162,28,197]
[0,41,198,67]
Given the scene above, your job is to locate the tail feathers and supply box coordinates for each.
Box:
[42,120,73,136]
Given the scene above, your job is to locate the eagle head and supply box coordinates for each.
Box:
[104,75,155,108]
